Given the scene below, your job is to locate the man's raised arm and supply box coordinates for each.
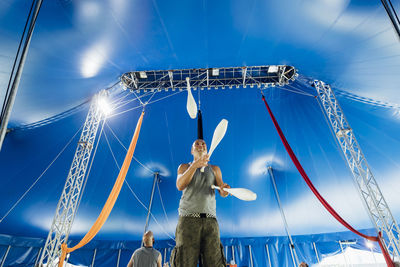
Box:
[176,155,209,191]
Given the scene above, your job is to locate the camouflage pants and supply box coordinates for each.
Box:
[170,216,226,267]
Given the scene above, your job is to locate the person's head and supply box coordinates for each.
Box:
[142,231,155,247]
[191,139,207,159]
[299,262,308,267]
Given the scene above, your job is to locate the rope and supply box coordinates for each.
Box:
[156,181,173,231]
[12,82,120,132]
[109,90,183,119]
[0,124,83,223]
[260,94,394,267]
[125,180,175,241]
[103,130,151,211]
[265,84,315,98]
[115,92,152,109]
[103,130,175,241]
[113,91,154,111]
[145,91,157,105]
[132,90,145,106]
[105,122,154,174]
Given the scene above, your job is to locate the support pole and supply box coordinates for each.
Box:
[380,0,400,41]
[370,245,378,264]
[339,241,349,267]
[143,172,159,245]
[0,245,11,267]
[231,246,235,265]
[268,167,299,266]
[0,0,43,150]
[91,249,97,267]
[314,80,400,260]
[248,245,254,267]
[313,242,320,264]
[266,244,272,267]
[116,249,121,267]
[164,248,167,265]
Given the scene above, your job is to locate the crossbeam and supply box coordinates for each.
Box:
[120,65,297,91]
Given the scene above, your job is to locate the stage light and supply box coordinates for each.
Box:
[97,96,112,115]
[139,71,147,79]
[268,66,279,73]
[211,68,219,76]
[366,241,373,249]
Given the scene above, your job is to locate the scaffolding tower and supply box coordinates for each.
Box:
[39,91,107,267]
[314,80,400,260]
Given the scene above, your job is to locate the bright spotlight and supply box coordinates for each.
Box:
[211,68,220,76]
[97,96,112,115]
[366,241,374,249]
[268,66,279,73]
[139,71,147,79]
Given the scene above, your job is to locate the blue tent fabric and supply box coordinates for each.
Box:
[0,230,384,266]
[1,0,400,266]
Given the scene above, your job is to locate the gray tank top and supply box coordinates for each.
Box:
[178,165,216,216]
[131,247,160,267]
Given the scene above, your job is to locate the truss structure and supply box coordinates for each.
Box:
[120,65,297,91]
[39,92,106,267]
[314,80,400,259]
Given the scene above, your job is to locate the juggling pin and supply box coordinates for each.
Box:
[186,77,197,119]
[211,185,257,201]
[201,119,228,172]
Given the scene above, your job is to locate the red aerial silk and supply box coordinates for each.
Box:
[58,111,145,267]
[261,95,394,267]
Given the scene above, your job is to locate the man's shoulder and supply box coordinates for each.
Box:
[133,247,143,254]
[209,164,220,170]
[178,163,190,171]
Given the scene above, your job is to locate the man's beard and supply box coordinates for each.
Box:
[194,150,207,158]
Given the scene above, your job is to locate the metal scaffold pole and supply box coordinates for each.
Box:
[314,80,400,260]
[0,0,43,150]
[268,167,299,266]
[142,172,159,247]
[38,91,107,267]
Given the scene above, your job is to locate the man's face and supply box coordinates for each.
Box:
[191,139,207,157]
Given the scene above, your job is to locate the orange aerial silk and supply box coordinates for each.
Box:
[58,111,144,267]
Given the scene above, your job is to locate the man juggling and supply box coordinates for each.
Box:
[170,137,230,267]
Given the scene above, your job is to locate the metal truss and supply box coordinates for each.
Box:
[314,80,400,259]
[39,91,106,267]
[120,65,297,91]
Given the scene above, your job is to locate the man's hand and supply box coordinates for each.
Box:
[191,154,209,169]
[219,183,230,197]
